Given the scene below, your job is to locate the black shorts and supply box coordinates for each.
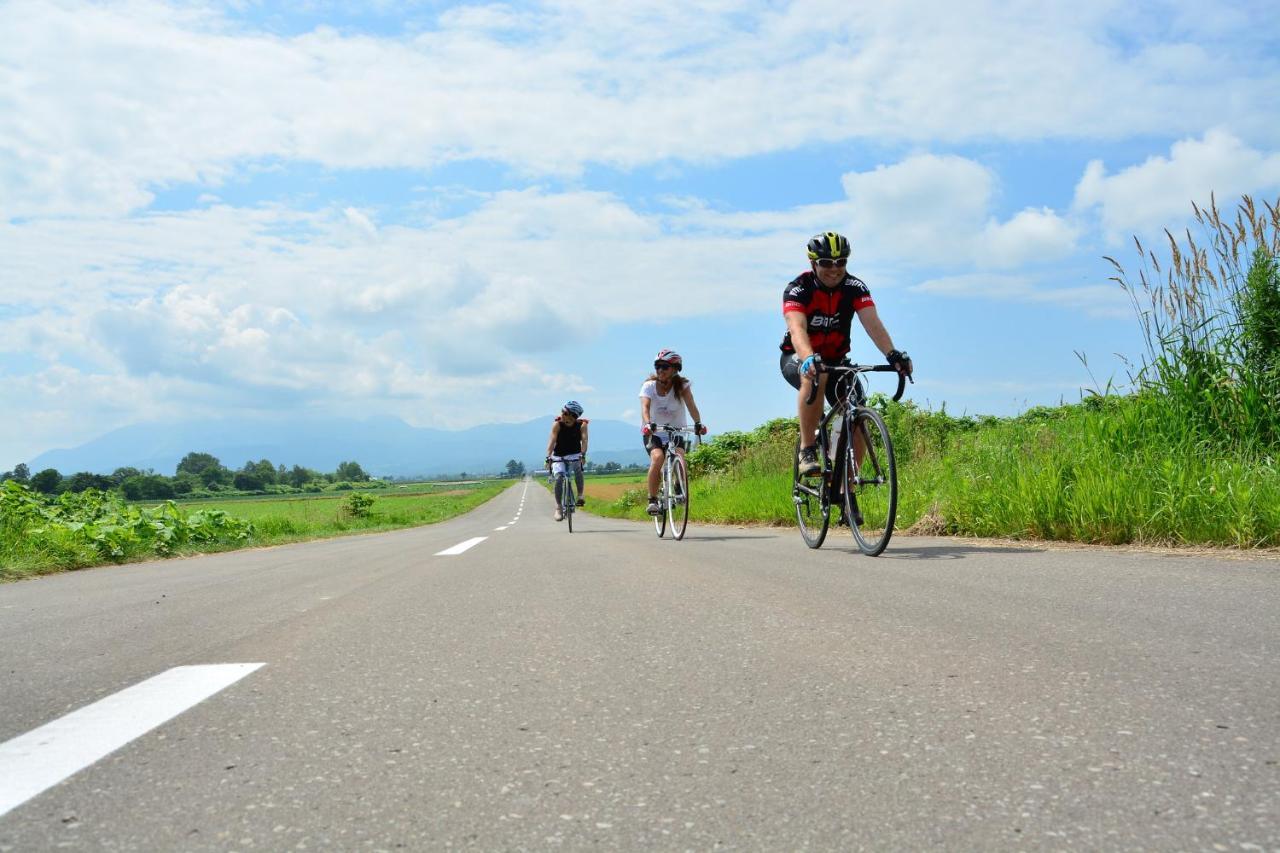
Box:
[779,352,864,407]
[643,434,687,453]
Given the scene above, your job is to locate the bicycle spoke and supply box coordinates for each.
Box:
[845,409,897,556]
[793,437,829,548]
[671,455,689,540]
[654,460,667,538]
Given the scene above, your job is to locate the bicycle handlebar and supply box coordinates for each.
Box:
[654,424,704,446]
[803,362,910,407]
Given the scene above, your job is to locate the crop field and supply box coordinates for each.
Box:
[2,480,511,580]
[536,471,646,504]
[172,481,509,542]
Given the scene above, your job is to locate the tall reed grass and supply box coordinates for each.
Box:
[1107,194,1280,453]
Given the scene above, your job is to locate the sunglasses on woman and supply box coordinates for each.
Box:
[654,362,675,370]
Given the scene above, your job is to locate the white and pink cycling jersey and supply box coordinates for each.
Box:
[639,378,691,429]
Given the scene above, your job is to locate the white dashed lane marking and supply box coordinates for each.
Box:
[435,537,487,556]
[487,482,529,537]
[0,663,265,818]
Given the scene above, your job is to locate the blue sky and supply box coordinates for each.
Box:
[2,0,1279,467]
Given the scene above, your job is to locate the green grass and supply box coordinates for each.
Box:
[585,401,1280,548]
[2,480,510,580]
[887,397,1280,546]
[168,481,508,543]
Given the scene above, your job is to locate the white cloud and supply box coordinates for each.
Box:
[3,1,1277,217]
[0,150,1095,463]
[979,208,1079,268]
[840,154,992,264]
[913,274,1128,317]
[0,187,794,455]
[343,207,378,237]
[2,0,1275,456]
[914,273,1036,299]
[677,153,1078,271]
[1073,129,1280,240]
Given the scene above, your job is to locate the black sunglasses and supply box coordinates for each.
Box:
[654,362,676,370]
[815,257,848,269]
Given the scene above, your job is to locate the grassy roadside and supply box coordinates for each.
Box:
[585,402,1280,548]
[1,480,510,581]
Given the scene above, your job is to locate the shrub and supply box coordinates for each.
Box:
[233,471,266,491]
[341,492,376,518]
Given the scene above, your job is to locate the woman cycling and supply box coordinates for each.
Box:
[639,349,707,516]
[545,400,588,521]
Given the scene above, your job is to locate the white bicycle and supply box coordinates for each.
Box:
[650,425,701,540]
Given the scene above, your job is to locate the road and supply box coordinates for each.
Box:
[1,480,1277,850]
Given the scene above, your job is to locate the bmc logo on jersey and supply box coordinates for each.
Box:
[809,315,840,329]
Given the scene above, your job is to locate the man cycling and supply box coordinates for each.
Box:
[780,231,913,476]
[545,400,588,521]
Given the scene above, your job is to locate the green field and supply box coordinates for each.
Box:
[180,481,507,540]
[1,480,510,580]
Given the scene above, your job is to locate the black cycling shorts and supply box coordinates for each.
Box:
[779,352,864,407]
[643,433,687,453]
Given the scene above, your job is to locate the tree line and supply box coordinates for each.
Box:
[1,453,373,500]
[505,458,642,478]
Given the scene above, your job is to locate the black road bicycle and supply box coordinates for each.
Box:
[793,362,907,556]
[547,455,581,533]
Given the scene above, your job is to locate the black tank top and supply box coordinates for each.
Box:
[553,419,585,455]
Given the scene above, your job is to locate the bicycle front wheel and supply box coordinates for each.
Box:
[670,454,689,540]
[844,408,897,556]
[567,476,578,533]
[793,437,829,548]
[653,466,667,538]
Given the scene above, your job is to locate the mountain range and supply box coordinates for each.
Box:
[26,416,650,478]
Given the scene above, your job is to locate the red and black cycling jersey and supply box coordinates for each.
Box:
[779,270,875,362]
[552,418,587,456]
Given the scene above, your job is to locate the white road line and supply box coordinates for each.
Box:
[0,663,265,818]
[435,537,487,556]
[494,526,508,531]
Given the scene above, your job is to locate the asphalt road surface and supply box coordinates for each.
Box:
[1,481,1277,850]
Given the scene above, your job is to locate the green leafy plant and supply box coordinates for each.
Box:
[2,482,256,576]
[341,491,376,518]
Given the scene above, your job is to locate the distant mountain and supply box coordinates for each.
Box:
[26,416,650,478]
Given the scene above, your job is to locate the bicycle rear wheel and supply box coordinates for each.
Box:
[844,408,897,556]
[793,437,829,548]
[670,454,689,540]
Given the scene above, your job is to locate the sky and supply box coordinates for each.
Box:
[2,0,1279,468]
